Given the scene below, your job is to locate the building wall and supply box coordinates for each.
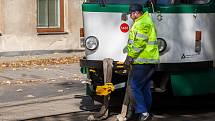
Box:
[0,0,3,34]
[0,0,83,53]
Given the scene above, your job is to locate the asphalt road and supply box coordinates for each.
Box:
[23,95,215,121]
[0,63,88,120]
[0,64,86,103]
[23,107,215,121]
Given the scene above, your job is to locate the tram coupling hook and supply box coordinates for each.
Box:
[96,83,115,96]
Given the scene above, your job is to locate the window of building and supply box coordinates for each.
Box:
[37,0,64,33]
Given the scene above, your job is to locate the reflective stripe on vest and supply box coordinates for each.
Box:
[128,39,134,44]
[132,46,141,53]
[134,58,159,63]
[129,39,158,45]
[136,32,148,40]
[148,41,158,45]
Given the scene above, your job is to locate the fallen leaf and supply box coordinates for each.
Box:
[51,79,56,82]
[6,81,11,85]
[57,90,64,93]
[26,95,35,98]
[43,68,48,71]
[16,81,23,84]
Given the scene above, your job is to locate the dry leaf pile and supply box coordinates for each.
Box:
[0,56,85,85]
[0,56,81,69]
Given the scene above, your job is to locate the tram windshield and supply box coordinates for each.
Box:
[86,0,210,5]
[85,0,148,4]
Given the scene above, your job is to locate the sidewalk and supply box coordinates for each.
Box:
[0,52,89,120]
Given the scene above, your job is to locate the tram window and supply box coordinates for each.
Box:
[86,0,210,4]
[106,0,148,4]
[85,0,148,4]
[192,0,210,4]
[173,0,210,4]
[156,0,173,5]
[86,0,96,3]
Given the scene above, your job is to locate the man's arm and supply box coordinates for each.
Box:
[127,29,148,59]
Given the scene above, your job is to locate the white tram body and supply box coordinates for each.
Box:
[80,0,215,98]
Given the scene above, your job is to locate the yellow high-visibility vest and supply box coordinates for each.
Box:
[128,12,159,64]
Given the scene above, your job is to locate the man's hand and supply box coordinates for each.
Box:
[124,56,133,69]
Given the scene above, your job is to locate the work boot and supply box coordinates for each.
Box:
[138,113,152,121]
[124,103,139,121]
[125,111,138,121]
[125,113,138,121]
[116,105,138,121]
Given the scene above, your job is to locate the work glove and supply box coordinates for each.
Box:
[124,56,133,69]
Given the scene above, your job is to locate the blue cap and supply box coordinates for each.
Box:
[129,4,143,13]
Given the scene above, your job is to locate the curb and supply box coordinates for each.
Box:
[0,50,85,58]
[0,52,84,63]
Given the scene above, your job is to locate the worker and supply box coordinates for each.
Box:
[123,4,159,121]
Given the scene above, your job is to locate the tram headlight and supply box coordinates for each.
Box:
[85,36,99,50]
[157,38,167,53]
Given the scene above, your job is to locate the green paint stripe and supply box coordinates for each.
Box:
[82,1,215,13]
[171,69,215,96]
[82,4,130,13]
[157,2,215,13]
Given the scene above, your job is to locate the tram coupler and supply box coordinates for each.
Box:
[96,82,115,96]
[87,58,114,121]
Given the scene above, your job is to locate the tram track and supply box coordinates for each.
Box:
[23,95,215,121]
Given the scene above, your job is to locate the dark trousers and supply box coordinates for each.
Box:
[129,64,155,113]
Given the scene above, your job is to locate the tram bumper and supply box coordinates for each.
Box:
[80,58,127,106]
[80,58,103,68]
[80,58,126,70]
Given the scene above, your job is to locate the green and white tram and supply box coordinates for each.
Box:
[80,0,215,104]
